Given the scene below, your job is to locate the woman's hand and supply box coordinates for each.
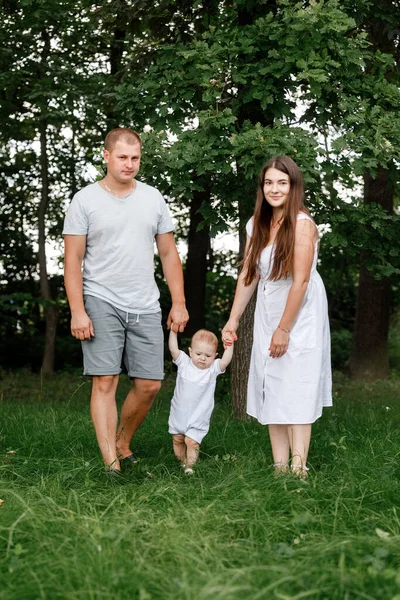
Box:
[222,318,238,348]
[269,327,289,358]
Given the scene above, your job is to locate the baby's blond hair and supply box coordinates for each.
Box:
[191,329,218,351]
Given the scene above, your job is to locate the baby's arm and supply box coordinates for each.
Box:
[219,342,234,371]
[169,328,180,361]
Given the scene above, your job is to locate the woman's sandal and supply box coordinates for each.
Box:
[291,465,309,479]
[272,462,289,475]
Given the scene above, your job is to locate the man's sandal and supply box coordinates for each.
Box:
[120,453,138,469]
[106,460,123,480]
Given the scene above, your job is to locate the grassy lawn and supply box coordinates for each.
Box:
[1,370,400,599]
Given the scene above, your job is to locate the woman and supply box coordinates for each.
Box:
[222,156,332,476]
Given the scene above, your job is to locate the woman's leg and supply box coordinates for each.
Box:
[268,425,290,470]
[184,436,200,469]
[172,434,186,464]
[288,424,312,474]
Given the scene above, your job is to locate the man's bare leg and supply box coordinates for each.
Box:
[90,375,120,469]
[116,378,161,458]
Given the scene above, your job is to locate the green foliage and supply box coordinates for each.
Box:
[1,0,400,371]
[330,328,353,370]
[389,309,400,375]
[118,0,399,282]
[0,285,76,370]
[323,202,400,280]
[205,250,238,335]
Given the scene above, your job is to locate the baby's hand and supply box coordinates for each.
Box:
[222,319,238,348]
[222,331,236,349]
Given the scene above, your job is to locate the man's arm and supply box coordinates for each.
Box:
[156,232,189,333]
[64,234,94,340]
[168,329,180,361]
[219,342,234,371]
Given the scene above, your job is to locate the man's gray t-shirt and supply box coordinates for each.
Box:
[62,180,174,313]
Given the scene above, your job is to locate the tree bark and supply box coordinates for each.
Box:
[38,118,58,374]
[38,29,58,374]
[348,4,397,381]
[230,291,256,419]
[230,169,258,419]
[348,168,393,380]
[106,24,126,131]
[184,187,210,337]
[70,121,78,198]
[229,0,277,414]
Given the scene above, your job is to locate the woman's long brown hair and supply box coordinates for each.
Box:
[243,155,311,285]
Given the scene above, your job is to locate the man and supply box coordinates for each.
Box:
[63,127,189,474]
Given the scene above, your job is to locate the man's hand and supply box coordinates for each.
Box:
[71,310,95,341]
[167,304,189,333]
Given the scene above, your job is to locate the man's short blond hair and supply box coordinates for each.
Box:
[104,128,142,151]
[191,329,218,351]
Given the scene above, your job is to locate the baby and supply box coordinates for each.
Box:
[168,328,234,474]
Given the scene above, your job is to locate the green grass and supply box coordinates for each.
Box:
[1,370,400,599]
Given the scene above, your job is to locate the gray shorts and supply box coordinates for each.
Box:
[82,295,164,380]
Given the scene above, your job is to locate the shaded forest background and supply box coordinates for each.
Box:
[0,0,399,409]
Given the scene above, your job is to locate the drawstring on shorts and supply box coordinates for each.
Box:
[125,312,140,324]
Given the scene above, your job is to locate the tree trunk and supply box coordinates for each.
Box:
[229,0,277,415]
[348,0,398,380]
[230,292,256,419]
[348,167,393,380]
[184,187,210,337]
[230,171,258,419]
[230,225,256,419]
[229,21,276,416]
[70,121,78,198]
[38,29,58,374]
[106,25,126,131]
[38,117,58,374]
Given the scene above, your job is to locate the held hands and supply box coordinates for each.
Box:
[269,327,289,358]
[221,319,238,349]
[167,304,189,333]
[71,310,94,341]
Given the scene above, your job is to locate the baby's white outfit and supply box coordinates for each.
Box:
[168,351,225,444]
